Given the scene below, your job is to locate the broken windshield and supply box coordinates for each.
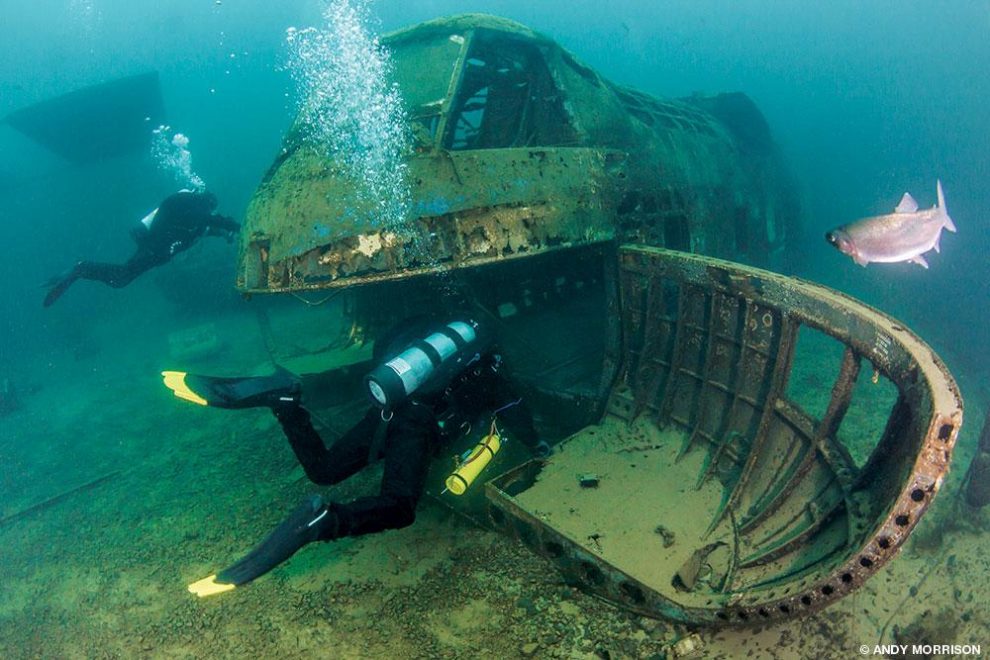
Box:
[444,32,575,150]
[391,34,465,146]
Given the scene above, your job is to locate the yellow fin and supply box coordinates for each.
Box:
[162,371,208,406]
[187,574,236,597]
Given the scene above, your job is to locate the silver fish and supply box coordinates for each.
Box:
[825,180,956,268]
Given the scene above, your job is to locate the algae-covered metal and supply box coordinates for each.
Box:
[238,14,799,293]
[230,12,958,627]
[485,246,962,625]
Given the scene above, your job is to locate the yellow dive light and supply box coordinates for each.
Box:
[445,426,501,496]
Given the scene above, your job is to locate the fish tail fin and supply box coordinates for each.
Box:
[936,180,957,232]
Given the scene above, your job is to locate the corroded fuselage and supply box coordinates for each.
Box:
[237,14,799,293]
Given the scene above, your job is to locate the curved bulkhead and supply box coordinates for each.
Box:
[486,247,962,625]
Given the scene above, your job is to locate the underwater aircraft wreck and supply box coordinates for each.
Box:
[234,15,962,625]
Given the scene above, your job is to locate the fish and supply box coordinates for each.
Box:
[825,180,956,268]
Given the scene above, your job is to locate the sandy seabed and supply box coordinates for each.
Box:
[1,308,988,660]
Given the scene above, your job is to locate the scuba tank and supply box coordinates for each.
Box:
[365,319,490,410]
[445,422,502,496]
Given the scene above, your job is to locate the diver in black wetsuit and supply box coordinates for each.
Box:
[163,317,551,596]
[43,190,239,307]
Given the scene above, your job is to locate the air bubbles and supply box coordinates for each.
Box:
[285,0,412,234]
[151,125,206,191]
[69,0,102,36]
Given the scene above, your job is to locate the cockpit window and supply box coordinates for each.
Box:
[391,35,465,146]
[444,32,575,150]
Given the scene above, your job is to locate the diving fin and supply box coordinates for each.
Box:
[187,495,337,597]
[187,574,236,597]
[42,266,81,308]
[162,368,301,409]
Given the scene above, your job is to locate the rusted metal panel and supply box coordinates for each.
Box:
[239,147,617,291]
[485,246,962,626]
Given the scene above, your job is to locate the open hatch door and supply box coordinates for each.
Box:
[485,246,962,625]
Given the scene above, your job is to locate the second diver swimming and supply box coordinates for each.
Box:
[43,189,240,307]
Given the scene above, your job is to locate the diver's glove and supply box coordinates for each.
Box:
[223,223,240,243]
[205,218,240,242]
[187,495,338,597]
[531,440,552,459]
